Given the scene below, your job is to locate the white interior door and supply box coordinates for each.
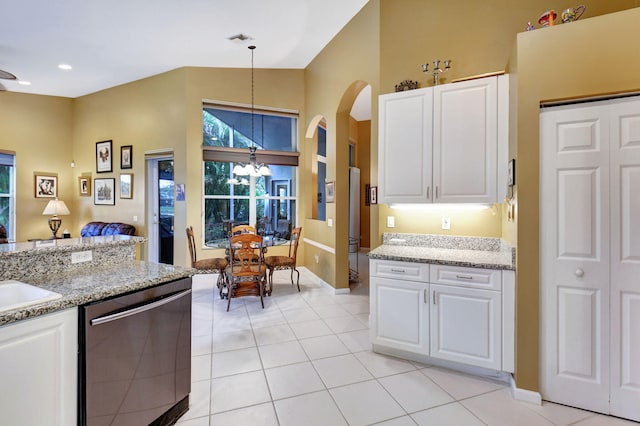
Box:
[609,99,640,422]
[540,103,611,414]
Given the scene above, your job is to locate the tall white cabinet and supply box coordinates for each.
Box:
[540,97,640,422]
[378,75,508,204]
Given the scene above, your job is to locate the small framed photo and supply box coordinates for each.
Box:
[34,173,58,198]
[94,178,115,205]
[507,159,516,187]
[79,176,91,197]
[96,140,113,173]
[369,186,378,205]
[120,173,133,199]
[325,180,335,203]
[120,145,132,169]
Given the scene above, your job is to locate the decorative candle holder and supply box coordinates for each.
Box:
[421,59,452,86]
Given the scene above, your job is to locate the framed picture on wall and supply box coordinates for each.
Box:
[96,140,113,173]
[120,145,132,169]
[120,173,133,199]
[94,178,115,205]
[79,176,91,196]
[34,173,57,198]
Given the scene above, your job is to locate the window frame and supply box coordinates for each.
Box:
[0,152,16,242]
[201,102,299,247]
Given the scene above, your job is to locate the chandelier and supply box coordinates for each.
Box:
[229,45,272,184]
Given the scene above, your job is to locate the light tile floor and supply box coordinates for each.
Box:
[178,264,637,426]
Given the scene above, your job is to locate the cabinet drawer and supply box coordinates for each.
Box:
[430,264,501,290]
[370,259,429,282]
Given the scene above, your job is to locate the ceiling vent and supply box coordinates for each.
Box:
[228,33,253,44]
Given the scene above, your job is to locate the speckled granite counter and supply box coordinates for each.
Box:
[0,235,145,280]
[368,233,514,270]
[0,260,193,326]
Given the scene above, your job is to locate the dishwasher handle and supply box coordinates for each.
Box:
[90,289,192,326]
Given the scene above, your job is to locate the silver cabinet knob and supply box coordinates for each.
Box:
[575,268,584,278]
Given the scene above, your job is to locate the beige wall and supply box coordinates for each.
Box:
[0,92,74,241]
[303,0,380,288]
[376,0,637,246]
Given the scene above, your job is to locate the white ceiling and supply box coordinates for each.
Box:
[0,0,370,100]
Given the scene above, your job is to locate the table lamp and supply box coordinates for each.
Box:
[42,198,70,239]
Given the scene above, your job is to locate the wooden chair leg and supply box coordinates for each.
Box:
[294,268,300,292]
[268,268,274,296]
[226,283,232,312]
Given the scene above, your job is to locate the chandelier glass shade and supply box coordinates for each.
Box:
[229,45,272,184]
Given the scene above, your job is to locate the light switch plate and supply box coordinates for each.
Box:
[441,217,451,230]
[387,216,395,228]
[327,218,333,227]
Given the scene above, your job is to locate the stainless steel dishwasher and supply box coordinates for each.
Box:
[79,277,192,426]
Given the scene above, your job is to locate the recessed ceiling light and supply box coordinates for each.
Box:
[58,64,72,70]
[18,81,31,86]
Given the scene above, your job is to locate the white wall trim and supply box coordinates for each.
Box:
[303,238,335,254]
[510,376,542,405]
[299,267,350,294]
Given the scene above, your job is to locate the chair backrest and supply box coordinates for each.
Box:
[230,225,257,237]
[0,223,7,244]
[288,227,302,260]
[229,233,264,275]
[186,226,197,267]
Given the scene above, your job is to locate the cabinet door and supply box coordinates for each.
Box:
[370,276,428,355]
[0,308,78,426]
[430,284,501,370]
[433,76,497,203]
[378,88,433,204]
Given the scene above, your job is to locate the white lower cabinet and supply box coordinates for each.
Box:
[370,276,429,355]
[0,308,78,426]
[430,284,501,370]
[371,259,512,373]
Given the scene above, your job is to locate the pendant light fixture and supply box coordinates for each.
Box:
[231,45,272,180]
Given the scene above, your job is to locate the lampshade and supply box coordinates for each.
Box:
[42,199,70,216]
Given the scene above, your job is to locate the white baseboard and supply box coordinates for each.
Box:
[510,376,542,405]
[299,266,350,294]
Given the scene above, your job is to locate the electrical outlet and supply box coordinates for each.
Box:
[314,254,319,264]
[441,217,451,230]
[327,218,333,227]
[133,215,138,222]
[71,250,93,264]
[387,216,395,228]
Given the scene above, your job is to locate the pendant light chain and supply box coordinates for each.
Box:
[250,45,256,149]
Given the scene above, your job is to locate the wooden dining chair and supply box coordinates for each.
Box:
[264,227,302,295]
[186,226,228,297]
[225,233,267,311]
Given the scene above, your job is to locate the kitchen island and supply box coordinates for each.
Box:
[0,235,194,426]
[369,233,515,380]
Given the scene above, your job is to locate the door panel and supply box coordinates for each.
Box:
[433,77,497,203]
[540,103,610,414]
[430,284,501,370]
[609,99,640,421]
[370,276,428,355]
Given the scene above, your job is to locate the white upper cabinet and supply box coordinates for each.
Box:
[378,75,508,204]
[379,88,433,204]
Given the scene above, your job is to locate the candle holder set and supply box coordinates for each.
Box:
[421,59,452,86]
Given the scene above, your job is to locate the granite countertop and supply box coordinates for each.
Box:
[0,260,194,327]
[368,233,514,270]
[0,235,145,256]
